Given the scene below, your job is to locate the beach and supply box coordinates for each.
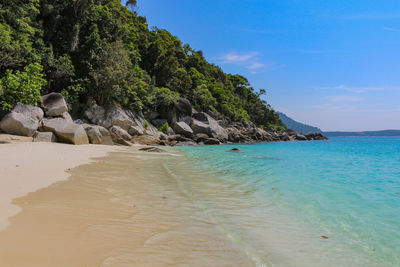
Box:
[1,138,398,266]
[0,141,253,266]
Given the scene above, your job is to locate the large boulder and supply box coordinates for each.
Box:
[176,98,192,117]
[97,126,114,145]
[190,119,211,136]
[40,118,89,145]
[61,112,73,122]
[13,103,44,121]
[84,100,158,138]
[33,132,57,143]
[83,99,106,126]
[109,125,132,146]
[172,121,193,138]
[192,112,227,141]
[41,93,68,117]
[128,125,144,136]
[0,103,44,137]
[0,111,39,137]
[85,126,103,144]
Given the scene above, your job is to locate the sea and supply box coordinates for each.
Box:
[173,137,400,266]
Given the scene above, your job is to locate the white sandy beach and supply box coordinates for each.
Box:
[0,140,123,231]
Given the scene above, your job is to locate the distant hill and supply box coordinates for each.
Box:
[324,130,400,137]
[278,112,322,134]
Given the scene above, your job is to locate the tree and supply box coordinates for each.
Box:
[89,41,133,106]
[0,63,46,111]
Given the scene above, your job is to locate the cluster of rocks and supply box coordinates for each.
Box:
[0,94,328,146]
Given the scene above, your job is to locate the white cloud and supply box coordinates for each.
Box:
[247,62,265,70]
[326,95,362,102]
[218,52,258,64]
[217,51,269,73]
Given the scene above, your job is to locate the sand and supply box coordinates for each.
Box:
[0,146,253,266]
[0,141,123,231]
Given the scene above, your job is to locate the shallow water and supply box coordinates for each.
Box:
[177,137,400,266]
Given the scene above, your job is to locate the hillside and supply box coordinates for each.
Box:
[0,0,284,130]
[278,112,322,134]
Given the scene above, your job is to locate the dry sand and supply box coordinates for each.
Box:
[0,140,123,231]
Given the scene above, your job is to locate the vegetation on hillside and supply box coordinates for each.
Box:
[0,0,284,129]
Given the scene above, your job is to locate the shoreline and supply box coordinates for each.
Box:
[0,142,124,231]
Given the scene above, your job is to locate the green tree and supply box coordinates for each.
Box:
[89,41,133,106]
[0,63,46,111]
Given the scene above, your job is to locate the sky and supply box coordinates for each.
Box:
[132,0,400,131]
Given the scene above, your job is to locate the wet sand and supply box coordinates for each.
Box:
[0,147,253,266]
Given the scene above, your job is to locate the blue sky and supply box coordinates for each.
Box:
[132,0,400,131]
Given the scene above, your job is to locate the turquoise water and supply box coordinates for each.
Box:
[176,137,400,266]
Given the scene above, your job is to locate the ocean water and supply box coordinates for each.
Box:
[175,137,400,266]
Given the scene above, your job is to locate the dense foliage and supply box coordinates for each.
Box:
[0,0,284,129]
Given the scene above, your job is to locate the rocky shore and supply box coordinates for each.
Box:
[0,94,328,146]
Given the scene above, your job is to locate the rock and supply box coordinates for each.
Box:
[167,127,175,136]
[12,103,44,122]
[128,125,144,136]
[172,121,193,138]
[194,133,209,143]
[97,126,114,145]
[86,126,102,144]
[191,112,228,141]
[180,116,192,125]
[152,119,168,127]
[109,126,132,146]
[0,103,44,137]
[139,147,166,153]
[192,112,208,122]
[204,138,220,145]
[279,132,290,141]
[41,93,68,117]
[131,135,161,145]
[73,119,87,125]
[104,106,135,131]
[61,112,73,122]
[175,98,192,117]
[190,119,211,136]
[144,123,161,137]
[0,111,40,137]
[83,99,106,126]
[159,133,167,140]
[40,118,89,145]
[305,132,315,140]
[229,148,243,152]
[286,129,297,136]
[33,132,57,142]
[314,132,329,140]
[295,134,307,141]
